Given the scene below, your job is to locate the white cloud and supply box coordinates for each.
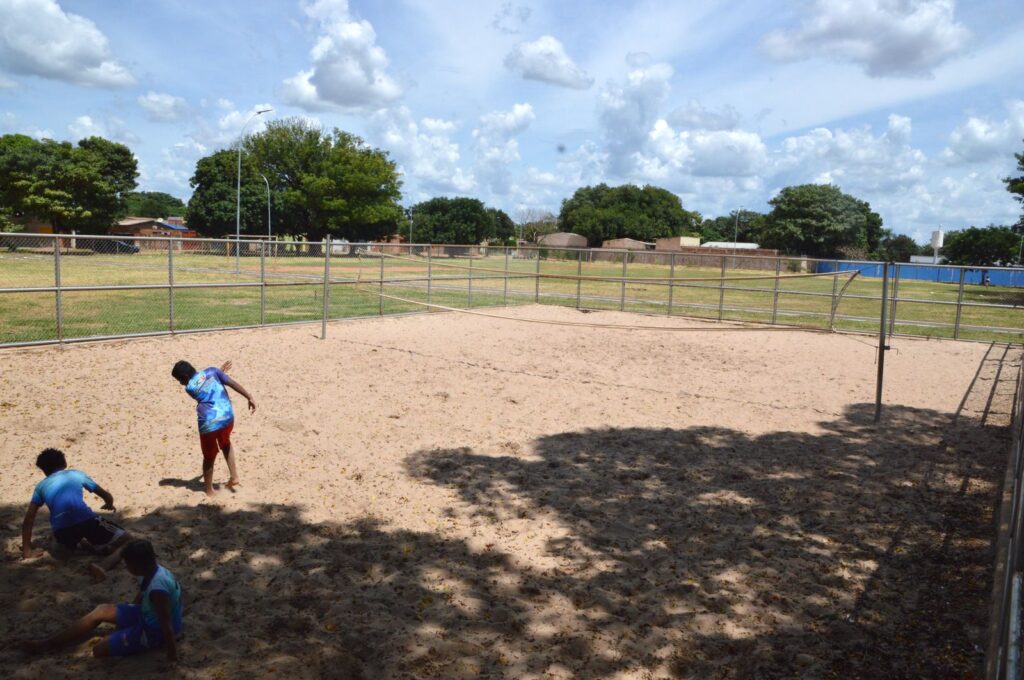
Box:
[188,104,274,148]
[137,92,188,123]
[67,115,138,144]
[667,101,741,131]
[369,106,474,193]
[473,103,535,194]
[0,0,134,87]
[760,0,970,78]
[643,120,768,178]
[942,99,1024,164]
[492,2,531,34]
[0,111,52,139]
[281,0,402,111]
[598,60,674,175]
[774,115,927,194]
[504,35,594,90]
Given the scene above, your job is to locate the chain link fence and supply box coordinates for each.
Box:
[2,233,1024,347]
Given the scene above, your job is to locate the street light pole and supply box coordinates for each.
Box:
[235,107,272,272]
[733,207,743,269]
[260,173,271,241]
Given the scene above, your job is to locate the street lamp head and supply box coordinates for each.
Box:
[256,107,273,115]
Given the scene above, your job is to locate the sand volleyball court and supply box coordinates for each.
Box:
[0,305,1018,678]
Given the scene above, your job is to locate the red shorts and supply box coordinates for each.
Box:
[199,422,233,462]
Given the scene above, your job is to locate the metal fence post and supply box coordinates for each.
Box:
[888,263,901,337]
[831,260,839,321]
[259,241,266,326]
[427,247,433,307]
[718,255,726,321]
[954,267,966,340]
[321,237,331,339]
[503,247,509,306]
[168,239,175,333]
[771,258,781,324]
[534,250,541,303]
[620,252,628,311]
[667,253,676,316]
[54,235,63,343]
[468,254,473,308]
[379,251,385,316]
[874,263,891,422]
[576,250,583,309]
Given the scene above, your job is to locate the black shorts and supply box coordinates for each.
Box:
[53,516,126,549]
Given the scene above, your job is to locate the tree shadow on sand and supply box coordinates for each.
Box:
[406,397,1012,678]
[0,357,1014,678]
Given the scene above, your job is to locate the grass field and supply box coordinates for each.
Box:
[2,248,1023,345]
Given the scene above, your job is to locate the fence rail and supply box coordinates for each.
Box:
[2,233,1024,347]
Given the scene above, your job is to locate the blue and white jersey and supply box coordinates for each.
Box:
[185,367,234,434]
[140,565,183,634]
[30,469,98,531]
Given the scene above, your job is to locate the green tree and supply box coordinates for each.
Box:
[409,197,496,244]
[941,225,1019,266]
[1006,138,1024,227]
[185,150,265,237]
[877,234,919,262]
[488,208,516,243]
[700,210,765,244]
[558,184,700,246]
[760,184,883,258]
[0,134,138,233]
[187,118,404,240]
[124,191,187,218]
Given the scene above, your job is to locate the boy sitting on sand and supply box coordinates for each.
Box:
[21,448,131,582]
[171,360,256,496]
[19,539,182,663]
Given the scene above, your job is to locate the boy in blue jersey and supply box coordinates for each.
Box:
[21,448,132,582]
[171,359,257,497]
[18,539,182,663]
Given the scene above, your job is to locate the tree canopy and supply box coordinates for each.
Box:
[186,118,403,240]
[0,133,138,232]
[760,184,883,258]
[123,191,186,218]
[409,197,501,244]
[941,225,1019,266]
[558,184,700,246]
[699,210,765,244]
[877,234,919,262]
[1006,138,1024,227]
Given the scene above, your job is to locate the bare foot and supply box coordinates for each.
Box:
[88,563,107,582]
[226,479,241,492]
[204,487,217,497]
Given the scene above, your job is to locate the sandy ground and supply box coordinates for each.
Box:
[0,305,1019,679]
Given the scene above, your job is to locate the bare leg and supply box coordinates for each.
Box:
[18,604,117,654]
[223,443,240,490]
[202,457,217,496]
[89,533,131,582]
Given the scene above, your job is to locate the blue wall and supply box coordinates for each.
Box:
[815,261,1024,287]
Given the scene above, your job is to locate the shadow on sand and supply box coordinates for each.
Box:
[0,352,1015,679]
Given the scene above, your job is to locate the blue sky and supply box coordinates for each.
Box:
[1,0,1023,242]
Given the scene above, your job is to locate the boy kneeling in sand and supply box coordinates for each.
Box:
[171,360,256,497]
[21,448,131,581]
[19,539,182,662]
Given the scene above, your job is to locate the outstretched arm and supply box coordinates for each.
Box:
[90,484,116,511]
[224,376,256,413]
[21,502,44,559]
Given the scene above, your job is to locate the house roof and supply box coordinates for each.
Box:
[158,222,188,231]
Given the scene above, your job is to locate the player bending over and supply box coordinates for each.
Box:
[19,539,182,663]
[21,448,132,582]
[171,359,256,496]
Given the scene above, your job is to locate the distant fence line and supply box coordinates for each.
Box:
[1,232,1023,348]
